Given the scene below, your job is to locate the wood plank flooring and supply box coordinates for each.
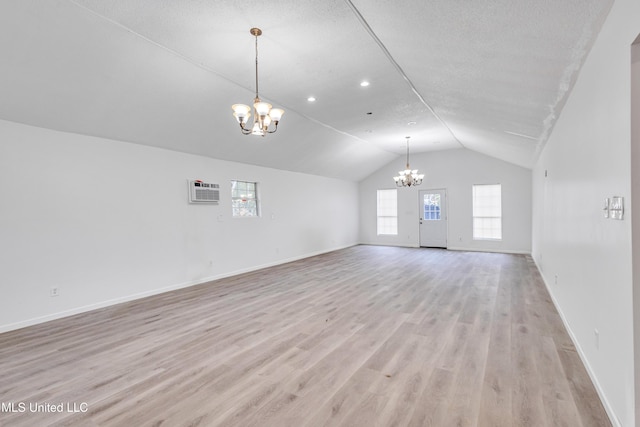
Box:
[0,246,611,426]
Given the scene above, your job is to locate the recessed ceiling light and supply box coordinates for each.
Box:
[360,81,370,87]
[407,121,417,126]
[307,96,316,102]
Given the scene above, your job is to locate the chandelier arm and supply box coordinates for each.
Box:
[266,123,279,134]
[239,123,252,135]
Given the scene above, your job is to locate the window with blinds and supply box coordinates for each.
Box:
[377,189,398,235]
[472,184,502,240]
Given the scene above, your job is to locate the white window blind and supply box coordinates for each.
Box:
[377,189,398,235]
[472,184,502,240]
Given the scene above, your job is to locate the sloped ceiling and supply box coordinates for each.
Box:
[0,0,612,181]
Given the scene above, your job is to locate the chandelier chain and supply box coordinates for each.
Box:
[254,33,259,100]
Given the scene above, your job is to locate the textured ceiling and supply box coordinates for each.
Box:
[0,0,612,180]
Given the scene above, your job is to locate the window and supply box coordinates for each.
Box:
[377,189,397,235]
[231,180,259,217]
[423,193,441,220]
[472,184,502,240]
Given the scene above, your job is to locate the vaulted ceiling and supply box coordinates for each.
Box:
[0,0,612,181]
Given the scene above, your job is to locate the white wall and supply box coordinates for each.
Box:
[359,148,532,254]
[0,119,359,332]
[532,0,640,425]
[633,35,640,427]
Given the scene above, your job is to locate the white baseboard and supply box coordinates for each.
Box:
[0,243,358,334]
[532,257,621,427]
[446,246,531,255]
[359,242,530,255]
[358,242,420,248]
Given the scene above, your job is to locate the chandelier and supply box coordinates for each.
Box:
[393,136,424,187]
[231,28,284,136]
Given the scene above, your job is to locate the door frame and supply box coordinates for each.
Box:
[418,188,448,248]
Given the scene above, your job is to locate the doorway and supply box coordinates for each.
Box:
[419,189,447,248]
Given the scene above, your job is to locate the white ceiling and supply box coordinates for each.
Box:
[0,0,612,181]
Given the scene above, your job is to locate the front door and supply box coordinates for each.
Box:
[419,189,447,248]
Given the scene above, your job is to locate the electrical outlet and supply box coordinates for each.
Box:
[50,287,59,297]
[594,329,599,349]
[554,275,558,285]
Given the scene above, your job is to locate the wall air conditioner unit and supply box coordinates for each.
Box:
[189,180,220,204]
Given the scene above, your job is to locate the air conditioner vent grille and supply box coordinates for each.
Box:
[189,180,220,204]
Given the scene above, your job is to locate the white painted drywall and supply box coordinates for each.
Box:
[359,148,532,254]
[633,35,640,427]
[532,0,639,425]
[0,119,359,332]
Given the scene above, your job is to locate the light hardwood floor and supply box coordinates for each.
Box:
[0,246,611,426]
